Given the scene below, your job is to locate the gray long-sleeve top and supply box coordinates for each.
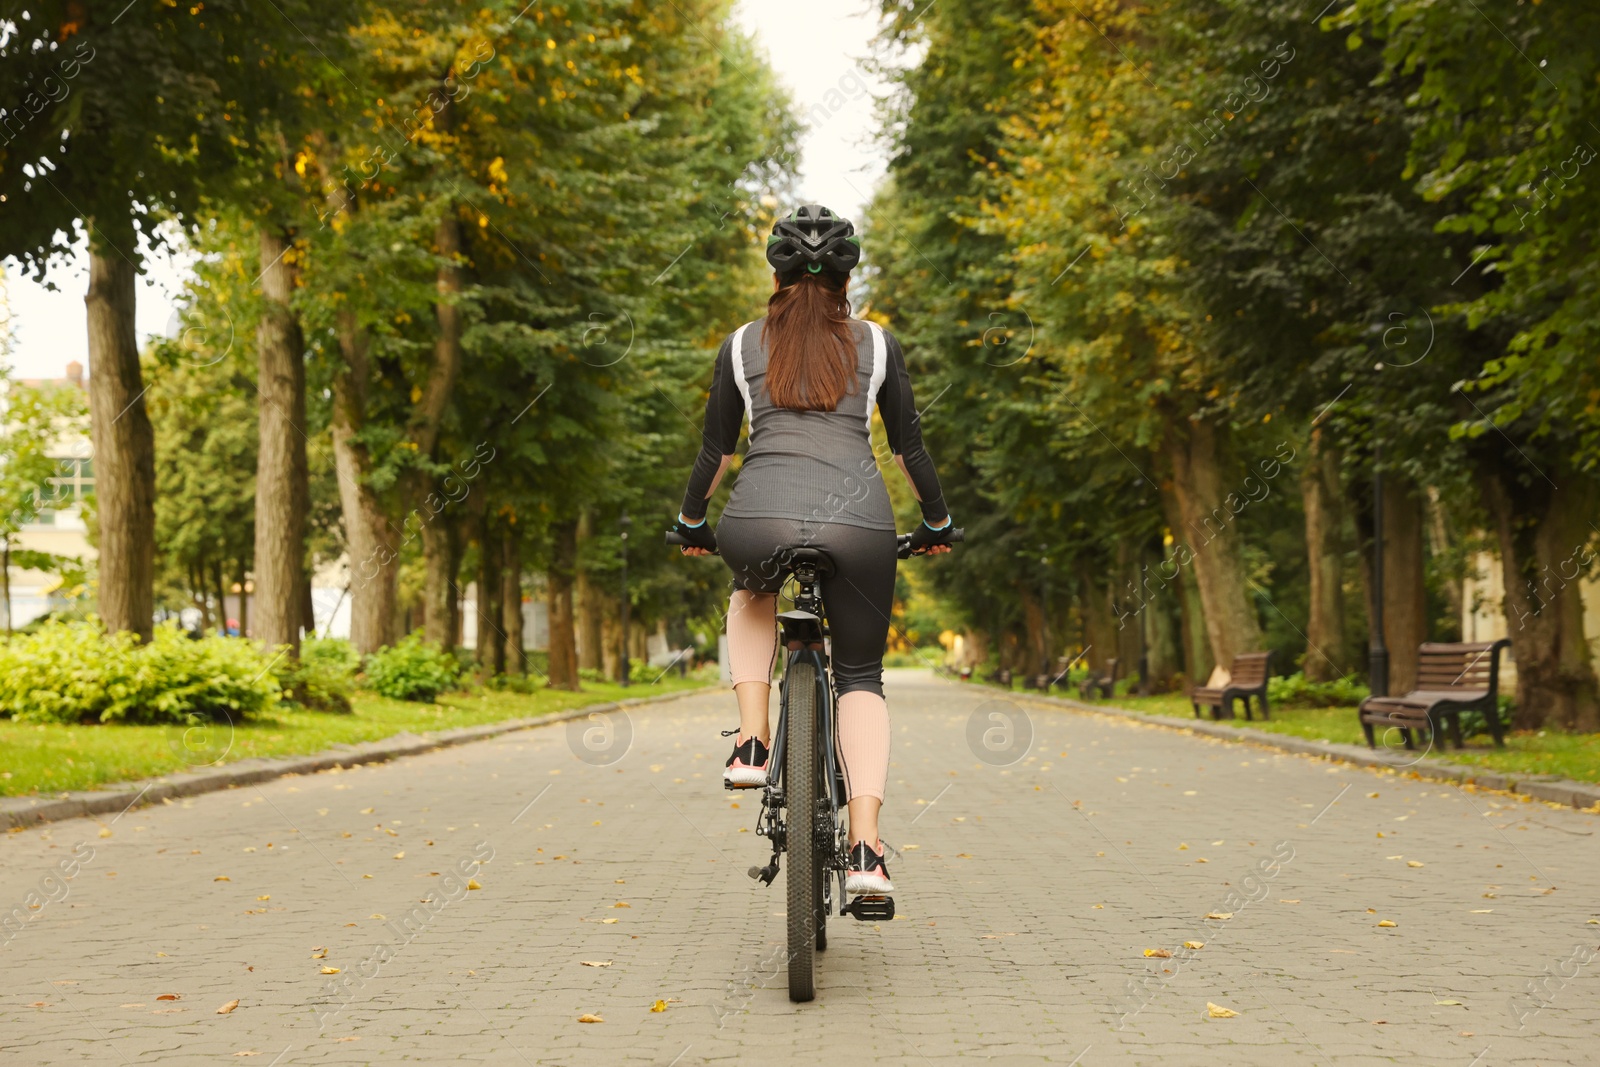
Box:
[679,317,947,532]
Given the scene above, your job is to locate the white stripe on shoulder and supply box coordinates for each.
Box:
[729,321,754,415]
[864,321,888,431]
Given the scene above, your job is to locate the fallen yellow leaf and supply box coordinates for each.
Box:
[1407,861,1424,868]
[98,827,112,838]
[216,999,239,1015]
[214,876,231,882]
[1377,920,1397,928]
[393,852,405,860]
[467,879,482,890]
[256,895,270,902]
[1144,948,1173,958]
[1205,912,1233,920]
[156,994,181,1002]
[577,1014,603,1023]
[1207,1002,1239,1018]
[650,1000,667,1013]
[1184,941,1205,950]
[613,902,631,908]
[320,967,341,974]
[310,947,327,959]
[601,918,619,924]
[370,914,386,920]
[1279,899,1301,904]
[361,808,375,815]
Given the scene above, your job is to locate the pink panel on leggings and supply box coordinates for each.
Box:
[836,690,890,802]
[726,590,777,686]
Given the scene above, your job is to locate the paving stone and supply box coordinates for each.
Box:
[2,671,1596,1066]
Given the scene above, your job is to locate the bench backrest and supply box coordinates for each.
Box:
[1414,640,1509,693]
[1228,651,1272,687]
[1102,657,1120,680]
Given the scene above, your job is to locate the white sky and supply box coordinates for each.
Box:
[1,3,898,381]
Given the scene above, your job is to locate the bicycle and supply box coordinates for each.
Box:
[667,526,963,1001]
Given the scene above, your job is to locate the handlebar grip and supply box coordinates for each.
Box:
[897,527,965,559]
[666,529,719,555]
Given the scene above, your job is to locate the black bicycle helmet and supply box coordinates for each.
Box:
[766,204,861,277]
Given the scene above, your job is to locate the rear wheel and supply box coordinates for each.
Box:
[784,661,820,1002]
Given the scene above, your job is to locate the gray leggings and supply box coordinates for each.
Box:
[715,515,899,698]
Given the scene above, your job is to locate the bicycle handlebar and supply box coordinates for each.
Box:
[666,527,964,558]
[896,527,964,559]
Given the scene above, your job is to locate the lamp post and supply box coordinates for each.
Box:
[1369,442,1389,697]
[619,510,631,688]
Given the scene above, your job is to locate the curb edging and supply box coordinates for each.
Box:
[1,685,723,831]
[996,686,1600,811]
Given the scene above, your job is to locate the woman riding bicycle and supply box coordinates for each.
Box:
[671,204,954,896]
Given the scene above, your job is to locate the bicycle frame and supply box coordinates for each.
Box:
[754,561,848,911]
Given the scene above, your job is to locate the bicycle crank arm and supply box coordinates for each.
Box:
[842,895,895,921]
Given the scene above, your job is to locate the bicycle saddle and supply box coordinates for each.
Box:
[783,547,836,580]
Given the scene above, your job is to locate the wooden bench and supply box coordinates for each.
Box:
[1191,651,1272,721]
[1358,639,1511,750]
[987,667,1013,687]
[1078,657,1120,700]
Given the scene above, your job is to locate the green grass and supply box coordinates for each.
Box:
[0,672,712,797]
[986,679,1600,784]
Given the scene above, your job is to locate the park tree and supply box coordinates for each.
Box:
[0,0,356,642]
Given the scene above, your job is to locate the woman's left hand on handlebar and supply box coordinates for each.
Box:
[907,516,955,555]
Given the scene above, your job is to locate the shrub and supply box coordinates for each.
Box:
[0,619,281,725]
[280,637,360,713]
[1267,672,1370,710]
[364,634,462,702]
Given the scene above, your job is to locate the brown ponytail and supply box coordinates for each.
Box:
[761,273,857,411]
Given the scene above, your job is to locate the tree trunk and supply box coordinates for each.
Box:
[213,559,227,635]
[547,518,580,690]
[253,225,309,657]
[1379,475,1428,694]
[84,230,155,641]
[601,598,623,681]
[1078,565,1118,679]
[575,508,604,670]
[1301,427,1347,680]
[3,540,11,633]
[1425,486,1463,635]
[193,559,212,632]
[1020,588,1048,676]
[331,305,398,654]
[502,521,525,675]
[476,509,505,675]
[1165,420,1264,670]
[1158,489,1203,687]
[236,562,250,637]
[422,513,457,650]
[1480,468,1600,731]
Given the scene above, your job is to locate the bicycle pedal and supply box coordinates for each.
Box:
[843,895,895,921]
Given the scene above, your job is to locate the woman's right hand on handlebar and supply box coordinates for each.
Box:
[672,514,718,556]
